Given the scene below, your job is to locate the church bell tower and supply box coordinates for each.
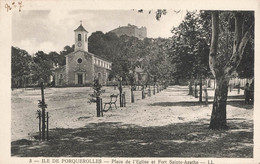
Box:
[74,21,88,52]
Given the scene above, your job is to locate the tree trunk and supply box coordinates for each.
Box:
[195,82,198,98]
[148,85,151,97]
[96,97,101,117]
[199,78,202,103]
[204,86,208,106]
[175,78,180,85]
[208,11,253,130]
[188,79,193,95]
[119,80,123,107]
[238,81,240,94]
[131,87,134,103]
[209,78,229,129]
[40,82,46,140]
[208,79,211,88]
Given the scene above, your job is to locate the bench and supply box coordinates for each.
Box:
[144,90,149,95]
[102,94,119,112]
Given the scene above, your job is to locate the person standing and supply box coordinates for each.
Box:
[244,82,250,104]
[250,80,254,102]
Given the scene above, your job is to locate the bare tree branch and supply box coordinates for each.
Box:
[224,15,254,76]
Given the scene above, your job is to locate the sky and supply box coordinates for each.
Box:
[12,10,186,55]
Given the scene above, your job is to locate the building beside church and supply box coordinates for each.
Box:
[109,24,147,39]
[54,23,112,86]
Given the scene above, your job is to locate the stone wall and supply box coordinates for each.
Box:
[94,65,110,85]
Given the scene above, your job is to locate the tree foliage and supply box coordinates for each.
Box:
[169,11,211,83]
[31,51,53,82]
[88,31,172,84]
[11,46,33,87]
[11,44,75,87]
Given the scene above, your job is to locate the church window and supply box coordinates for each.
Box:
[101,61,103,67]
[98,60,100,66]
[77,58,83,63]
[85,34,87,41]
[95,58,97,64]
[78,34,81,41]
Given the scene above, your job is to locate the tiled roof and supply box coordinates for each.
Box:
[65,50,112,63]
[74,25,88,32]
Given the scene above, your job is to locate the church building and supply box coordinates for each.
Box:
[54,23,112,86]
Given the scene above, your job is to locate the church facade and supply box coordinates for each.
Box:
[54,23,112,86]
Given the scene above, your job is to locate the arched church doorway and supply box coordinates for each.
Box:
[78,73,83,84]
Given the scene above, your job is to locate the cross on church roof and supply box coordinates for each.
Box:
[74,21,88,32]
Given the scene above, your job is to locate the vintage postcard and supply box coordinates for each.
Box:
[0,0,259,164]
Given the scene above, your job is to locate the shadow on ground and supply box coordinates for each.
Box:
[149,101,213,107]
[11,120,253,157]
[149,94,253,110]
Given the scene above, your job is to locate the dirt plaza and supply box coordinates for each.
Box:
[11,86,253,157]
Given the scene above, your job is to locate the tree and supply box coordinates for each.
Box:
[236,40,254,79]
[145,9,254,129]
[59,45,75,66]
[88,27,173,86]
[32,51,53,83]
[48,51,61,67]
[11,46,33,88]
[208,11,254,129]
[169,11,211,97]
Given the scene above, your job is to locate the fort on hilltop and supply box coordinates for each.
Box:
[109,24,147,39]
